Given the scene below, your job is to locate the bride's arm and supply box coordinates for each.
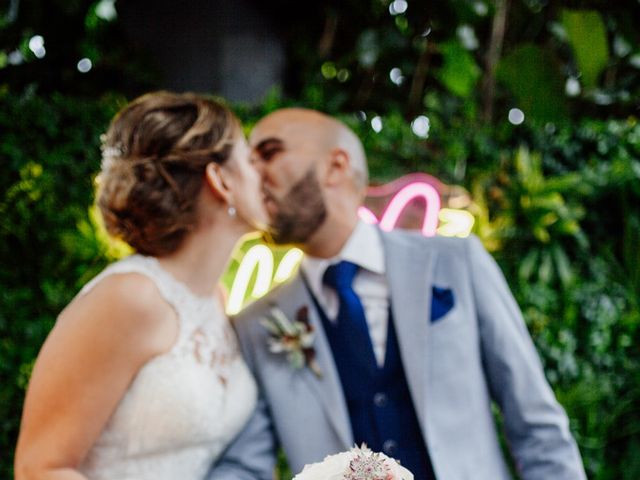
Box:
[14,273,177,480]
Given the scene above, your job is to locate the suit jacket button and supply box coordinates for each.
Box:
[373,392,388,407]
[382,439,398,456]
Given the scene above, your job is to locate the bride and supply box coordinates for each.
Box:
[14,91,268,479]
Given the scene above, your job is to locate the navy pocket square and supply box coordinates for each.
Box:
[431,286,455,323]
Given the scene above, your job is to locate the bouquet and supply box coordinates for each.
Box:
[293,445,413,480]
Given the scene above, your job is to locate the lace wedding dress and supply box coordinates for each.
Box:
[76,255,257,480]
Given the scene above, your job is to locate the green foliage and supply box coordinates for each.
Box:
[0,91,120,478]
[471,119,640,479]
[496,44,568,122]
[561,10,610,89]
[277,0,640,125]
[0,0,159,95]
[435,40,481,97]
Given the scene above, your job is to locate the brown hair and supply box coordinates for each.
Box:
[97,91,240,256]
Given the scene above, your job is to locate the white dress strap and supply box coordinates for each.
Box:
[79,254,190,315]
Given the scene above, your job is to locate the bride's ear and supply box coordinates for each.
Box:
[204,163,232,204]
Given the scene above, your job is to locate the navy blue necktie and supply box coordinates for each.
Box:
[322,261,369,337]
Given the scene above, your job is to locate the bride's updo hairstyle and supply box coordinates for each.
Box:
[97,91,240,256]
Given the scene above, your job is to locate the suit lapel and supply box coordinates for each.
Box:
[275,275,353,449]
[381,231,435,435]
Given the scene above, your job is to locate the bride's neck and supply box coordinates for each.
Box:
[156,217,249,298]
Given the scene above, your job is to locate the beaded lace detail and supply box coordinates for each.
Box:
[76,255,257,480]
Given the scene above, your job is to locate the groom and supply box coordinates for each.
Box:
[211,108,586,479]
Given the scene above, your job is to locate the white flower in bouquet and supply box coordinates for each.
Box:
[293,445,413,480]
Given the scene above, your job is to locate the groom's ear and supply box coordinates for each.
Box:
[324,148,350,187]
[204,162,232,203]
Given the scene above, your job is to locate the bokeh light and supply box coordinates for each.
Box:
[321,61,337,79]
[457,25,478,50]
[8,50,24,65]
[77,58,93,73]
[508,108,525,125]
[336,68,350,82]
[565,77,581,97]
[389,67,404,85]
[389,0,408,15]
[473,2,489,16]
[28,35,46,59]
[411,116,430,138]
[96,0,118,21]
[371,116,383,132]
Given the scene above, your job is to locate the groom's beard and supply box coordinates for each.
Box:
[264,169,327,245]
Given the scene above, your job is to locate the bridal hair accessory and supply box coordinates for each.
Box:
[99,135,183,199]
[293,444,413,480]
[99,136,158,174]
[261,305,322,378]
[99,134,123,172]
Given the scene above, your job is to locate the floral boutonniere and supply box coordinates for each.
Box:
[261,305,322,378]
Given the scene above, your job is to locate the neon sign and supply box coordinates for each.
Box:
[224,173,475,314]
[360,181,441,236]
[226,247,303,314]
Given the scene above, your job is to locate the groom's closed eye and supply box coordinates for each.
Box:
[255,138,284,162]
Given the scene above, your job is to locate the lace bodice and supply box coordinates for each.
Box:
[77,255,257,480]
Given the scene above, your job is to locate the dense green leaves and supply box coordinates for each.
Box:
[0,92,118,478]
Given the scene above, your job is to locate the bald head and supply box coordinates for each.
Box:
[251,108,368,193]
[250,108,368,251]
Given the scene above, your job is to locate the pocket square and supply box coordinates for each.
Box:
[431,286,455,323]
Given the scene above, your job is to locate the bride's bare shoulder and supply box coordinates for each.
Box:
[58,272,179,357]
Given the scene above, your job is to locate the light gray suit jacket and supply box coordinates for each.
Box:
[210,230,586,480]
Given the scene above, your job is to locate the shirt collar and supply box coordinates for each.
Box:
[302,221,385,297]
[340,220,385,274]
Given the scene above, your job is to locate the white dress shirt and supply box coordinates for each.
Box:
[302,221,390,366]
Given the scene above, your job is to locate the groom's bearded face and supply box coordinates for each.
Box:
[264,167,327,245]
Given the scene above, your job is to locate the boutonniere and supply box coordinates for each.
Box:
[261,305,323,378]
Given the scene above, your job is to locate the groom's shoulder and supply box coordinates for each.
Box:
[382,228,474,257]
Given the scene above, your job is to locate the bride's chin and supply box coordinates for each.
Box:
[235,217,268,239]
[249,211,271,234]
